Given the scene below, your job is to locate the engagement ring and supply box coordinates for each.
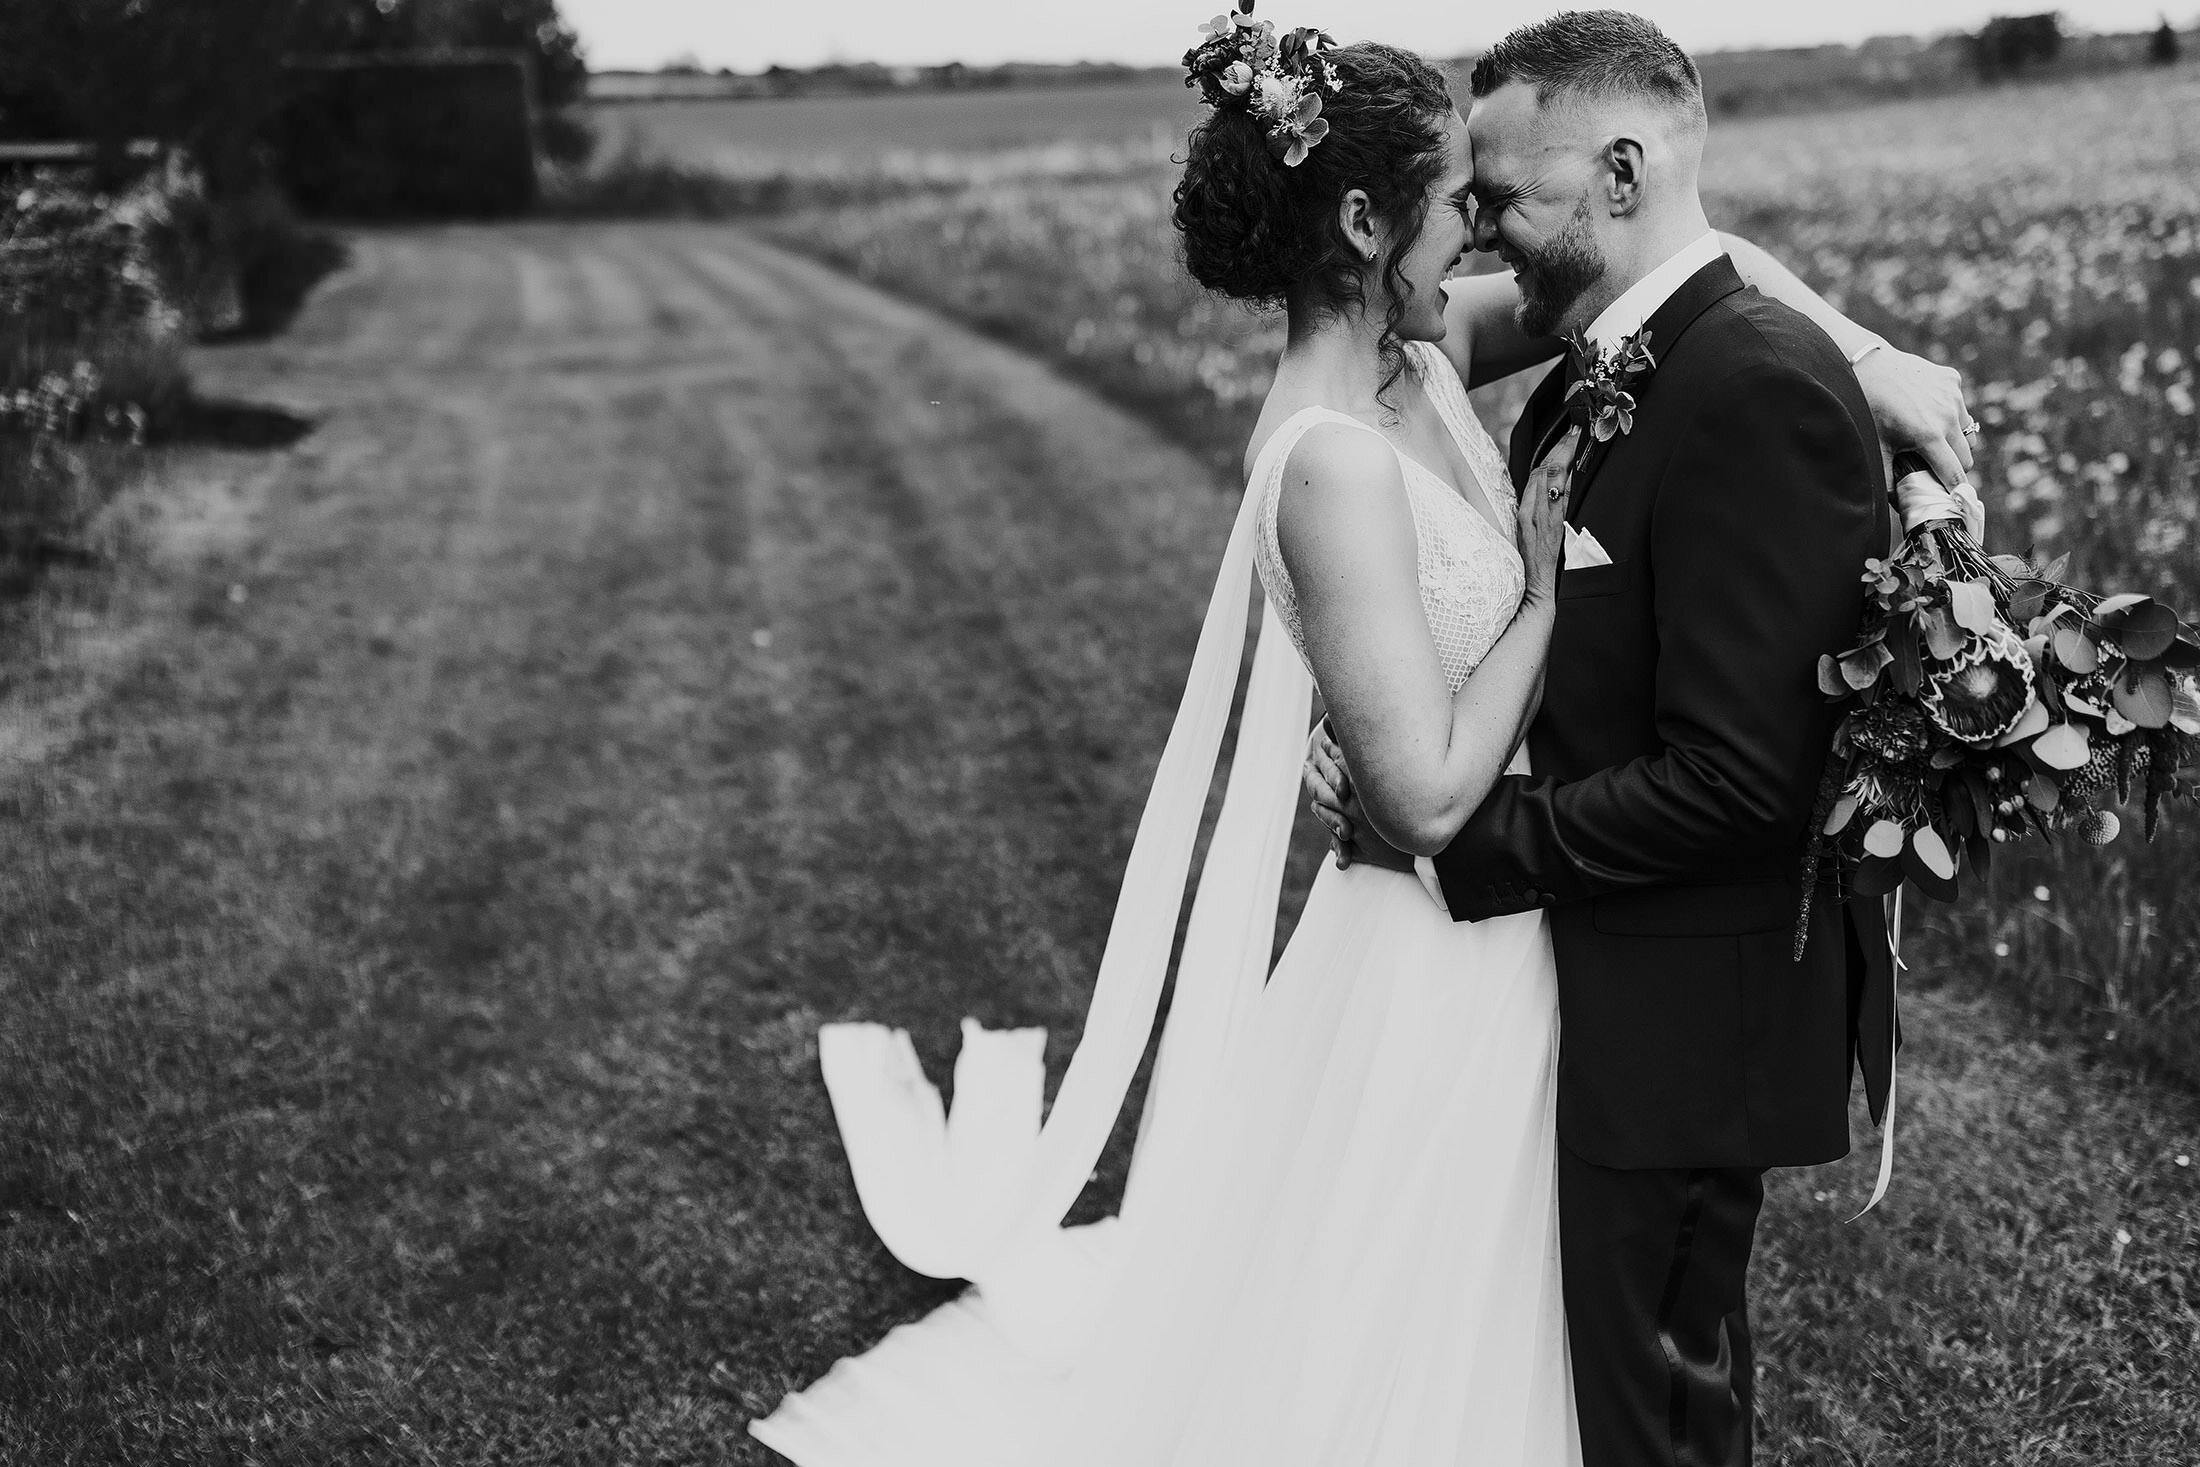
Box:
[1547,484,1566,502]
[1962,421,1982,440]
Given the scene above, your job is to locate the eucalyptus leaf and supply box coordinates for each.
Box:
[1863,819,1905,858]
[1996,696,2051,746]
[1947,579,1998,635]
[1922,605,1965,661]
[2110,601,2181,661]
[1852,853,1904,897]
[1910,825,1959,882]
[2112,665,2174,729]
[2032,722,2090,770]
[2094,592,2152,619]
[2061,687,2105,719]
[2042,552,2072,582]
[1817,654,1848,698]
[2026,770,2061,811]
[2009,580,2052,624]
[1918,602,1971,659]
[1841,642,1892,691]
[1824,793,1859,835]
[1901,841,1959,901]
[2053,625,2099,674]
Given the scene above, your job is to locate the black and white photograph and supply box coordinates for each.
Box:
[2,0,2196,1461]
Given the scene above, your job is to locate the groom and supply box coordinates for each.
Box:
[1313,13,1895,1465]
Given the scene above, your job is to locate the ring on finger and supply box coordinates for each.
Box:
[1547,483,1565,502]
[1961,421,1981,440]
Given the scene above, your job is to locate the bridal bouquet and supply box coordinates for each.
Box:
[1799,453,2200,951]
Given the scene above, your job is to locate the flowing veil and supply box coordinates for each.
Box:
[813,475,1314,1330]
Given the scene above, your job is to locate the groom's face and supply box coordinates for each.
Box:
[1466,83,1610,338]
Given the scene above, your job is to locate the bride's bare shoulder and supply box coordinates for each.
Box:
[1272,422,1414,580]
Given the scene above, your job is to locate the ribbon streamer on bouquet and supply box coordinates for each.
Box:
[1897,476,1986,537]
[1846,888,1903,1222]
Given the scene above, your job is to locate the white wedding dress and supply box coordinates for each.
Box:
[751,342,1580,1466]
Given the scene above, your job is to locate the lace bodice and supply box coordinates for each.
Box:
[1252,341,1525,694]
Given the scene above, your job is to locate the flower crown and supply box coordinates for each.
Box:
[1183,2,1342,167]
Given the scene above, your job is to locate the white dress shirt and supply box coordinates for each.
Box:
[1583,228,1727,353]
[1409,231,1729,916]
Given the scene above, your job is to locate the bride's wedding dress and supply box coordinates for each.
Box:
[751,342,1580,1466]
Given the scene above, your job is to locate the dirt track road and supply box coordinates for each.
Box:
[0,224,1259,1459]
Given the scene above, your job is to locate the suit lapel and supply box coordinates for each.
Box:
[1565,255,1750,523]
[1509,357,1574,490]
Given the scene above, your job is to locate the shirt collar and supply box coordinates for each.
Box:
[1586,231,1726,353]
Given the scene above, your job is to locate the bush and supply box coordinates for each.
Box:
[0,0,594,192]
[272,53,539,219]
[183,185,350,337]
[0,163,341,586]
[1972,14,2064,81]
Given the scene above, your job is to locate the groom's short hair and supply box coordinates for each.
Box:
[1469,10,1704,123]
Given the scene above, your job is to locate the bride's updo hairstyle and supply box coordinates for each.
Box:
[1173,42,1454,325]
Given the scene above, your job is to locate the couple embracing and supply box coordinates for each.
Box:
[754,11,1983,1465]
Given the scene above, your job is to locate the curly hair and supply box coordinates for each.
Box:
[1172,41,1455,372]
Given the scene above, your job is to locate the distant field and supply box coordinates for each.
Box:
[708,62,2200,1092]
[591,78,1203,171]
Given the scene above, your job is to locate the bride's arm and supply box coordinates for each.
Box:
[1438,236,1977,485]
[1720,234,1975,487]
[1276,426,1570,856]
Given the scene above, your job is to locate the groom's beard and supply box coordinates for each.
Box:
[1512,198,1607,339]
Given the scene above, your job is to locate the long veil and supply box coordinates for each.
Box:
[814,476,1314,1320]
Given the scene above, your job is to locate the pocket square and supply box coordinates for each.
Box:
[1563,525,1614,569]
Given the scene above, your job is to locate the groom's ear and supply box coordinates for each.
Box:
[1601,136,1648,218]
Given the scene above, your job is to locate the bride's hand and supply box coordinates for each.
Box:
[1856,346,1975,489]
[1517,429,1576,607]
[1304,719,1414,873]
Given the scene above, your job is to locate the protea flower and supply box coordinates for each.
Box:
[1924,622,2037,741]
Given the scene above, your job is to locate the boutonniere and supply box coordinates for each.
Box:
[1561,326,1657,467]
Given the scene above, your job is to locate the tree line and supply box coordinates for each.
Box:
[0,0,591,195]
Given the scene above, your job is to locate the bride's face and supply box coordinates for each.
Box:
[1380,110,1475,343]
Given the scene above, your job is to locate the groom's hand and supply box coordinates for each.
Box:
[1304,719,1415,874]
[1856,347,1975,489]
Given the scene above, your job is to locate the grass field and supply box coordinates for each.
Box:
[0,65,2195,1467]
[603,62,2200,1083]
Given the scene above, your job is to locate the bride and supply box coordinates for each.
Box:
[752,27,1971,1467]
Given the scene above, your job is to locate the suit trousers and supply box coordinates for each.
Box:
[1559,1143,1766,1467]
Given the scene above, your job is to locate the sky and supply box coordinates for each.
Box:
[562,0,2191,72]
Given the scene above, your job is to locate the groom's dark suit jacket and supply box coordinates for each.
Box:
[1432,255,1896,1171]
